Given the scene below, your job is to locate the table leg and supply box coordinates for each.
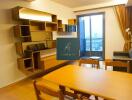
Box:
[59,85,65,100]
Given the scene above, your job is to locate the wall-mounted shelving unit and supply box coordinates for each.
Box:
[57,19,77,33]
[12,6,76,74]
[12,6,58,73]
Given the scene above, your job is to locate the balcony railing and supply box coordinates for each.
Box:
[85,38,103,51]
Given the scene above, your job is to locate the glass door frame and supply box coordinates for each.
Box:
[77,12,105,60]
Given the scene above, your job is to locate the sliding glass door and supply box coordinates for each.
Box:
[78,13,105,60]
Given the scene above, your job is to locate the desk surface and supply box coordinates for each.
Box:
[42,65,132,100]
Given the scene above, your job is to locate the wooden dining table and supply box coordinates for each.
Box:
[42,65,132,100]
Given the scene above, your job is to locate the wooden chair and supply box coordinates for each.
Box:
[105,59,130,72]
[33,80,78,100]
[79,58,100,69]
[77,58,100,100]
[33,80,60,100]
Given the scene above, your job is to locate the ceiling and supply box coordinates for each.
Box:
[51,0,113,8]
[51,0,132,8]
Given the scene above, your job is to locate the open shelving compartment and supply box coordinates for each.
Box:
[57,20,63,32]
[17,57,33,71]
[32,51,41,70]
[30,21,46,31]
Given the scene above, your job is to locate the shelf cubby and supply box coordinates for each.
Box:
[52,15,57,22]
[32,51,41,69]
[14,25,30,37]
[19,19,30,25]
[30,21,45,31]
[57,20,62,28]
[17,57,33,71]
[68,19,77,25]
[45,22,57,31]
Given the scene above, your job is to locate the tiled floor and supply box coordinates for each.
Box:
[0,61,112,100]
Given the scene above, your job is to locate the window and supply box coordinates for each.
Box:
[78,13,105,60]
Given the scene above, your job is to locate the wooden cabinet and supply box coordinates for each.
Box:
[41,55,68,70]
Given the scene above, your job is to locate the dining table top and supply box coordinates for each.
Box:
[42,65,132,100]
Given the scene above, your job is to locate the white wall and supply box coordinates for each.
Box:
[0,0,75,88]
[75,7,124,59]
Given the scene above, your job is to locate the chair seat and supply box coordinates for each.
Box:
[36,79,59,92]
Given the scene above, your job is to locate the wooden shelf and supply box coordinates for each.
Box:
[32,52,41,69]
[68,19,77,25]
[46,40,56,49]
[12,6,55,21]
[19,19,30,25]
[30,30,45,32]
[46,21,57,24]
[20,36,31,37]
[52,15,57,22]
[30,21,45,31]
[45,22,57,31]
[17,57,33,71]
[23,57,32,60]
[57,20,77,32]
[12,6,74,74]
[57,20,62,27]
[14,25,31,37]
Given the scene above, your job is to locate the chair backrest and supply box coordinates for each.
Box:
[33,80,59,100]
[79,58,99,69]
[105,60,130,72]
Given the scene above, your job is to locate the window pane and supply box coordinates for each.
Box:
[84,16,90,51]
[91,15,103,51]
